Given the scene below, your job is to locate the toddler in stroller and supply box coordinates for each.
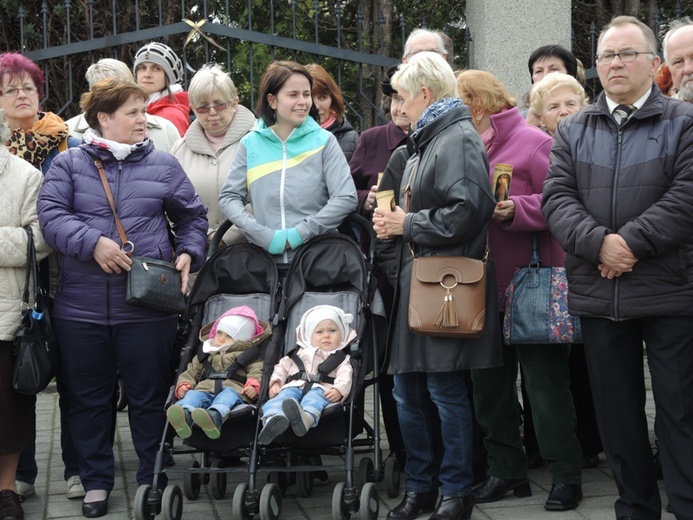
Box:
[167,305,272,440]
[258,305,356,445]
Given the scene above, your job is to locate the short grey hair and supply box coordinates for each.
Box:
[404,28,446,60]
[597,15,658,56]
[188,64,238,107]
[392,51,457,102]
[85,59,134,90]
[663,17,693,63]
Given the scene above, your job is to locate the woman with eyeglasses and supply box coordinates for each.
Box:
[0,51,84,505]
[171,64,256,251]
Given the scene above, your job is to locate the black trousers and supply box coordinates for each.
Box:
[54,318,176,492]
[581,316,693,520]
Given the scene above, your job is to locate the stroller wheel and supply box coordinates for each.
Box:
[384,456,401,498]
[161,484,183,520]
[133,484,153,520]
[232,483,252,520]
[359,482,379,520]
[331,482,351,520]
[116,375,128,411]
[267,471,288,496]
[357,457,374,488]
[259,483,282,520]
[295,470,313,498]
[183,460,202,500]
[210,460,227,499]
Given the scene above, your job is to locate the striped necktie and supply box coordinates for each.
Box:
[613,104,636,127]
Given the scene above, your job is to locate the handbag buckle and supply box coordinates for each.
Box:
[121,241,135,256]
[439,279,458,290]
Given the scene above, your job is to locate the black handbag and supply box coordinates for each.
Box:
[503,233,582,345]
[13,226,58,395]
[95,159,186,315]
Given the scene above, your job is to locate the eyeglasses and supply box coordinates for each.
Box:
[195,102,229,114]
[0,85,38,97]
[596,50,655,64]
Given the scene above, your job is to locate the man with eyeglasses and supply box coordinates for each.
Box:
[542,15,693,520]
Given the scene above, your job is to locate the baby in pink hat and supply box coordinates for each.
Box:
[167,305,271,439]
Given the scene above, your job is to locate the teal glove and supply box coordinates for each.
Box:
[268,229,288,255]
[286,228,303,250]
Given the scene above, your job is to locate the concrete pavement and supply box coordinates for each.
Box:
[23,369,671,520]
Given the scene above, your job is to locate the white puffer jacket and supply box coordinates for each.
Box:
[0,146,51,340]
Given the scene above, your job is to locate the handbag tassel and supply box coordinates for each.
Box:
[434,289,459,328]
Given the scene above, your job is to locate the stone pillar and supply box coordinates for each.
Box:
[465,0,572,107]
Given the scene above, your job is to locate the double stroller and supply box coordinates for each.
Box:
[134,215,400,520]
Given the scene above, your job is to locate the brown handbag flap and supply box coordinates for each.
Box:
[412,256,485,285]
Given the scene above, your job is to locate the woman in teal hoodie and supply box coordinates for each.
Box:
[218,61,357,263]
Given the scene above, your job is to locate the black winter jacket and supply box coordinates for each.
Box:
[385,106,502,374]
[542,87,693,320]
[328,118,359,163]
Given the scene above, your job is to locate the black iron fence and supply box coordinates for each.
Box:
[0,1,470,130]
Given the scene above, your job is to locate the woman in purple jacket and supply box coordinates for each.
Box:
[456,70,583,512]
[37,79,207,518]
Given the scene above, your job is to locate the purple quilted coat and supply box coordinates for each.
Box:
[37,141,208,324]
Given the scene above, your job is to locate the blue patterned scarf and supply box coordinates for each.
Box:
[416,97,463,130]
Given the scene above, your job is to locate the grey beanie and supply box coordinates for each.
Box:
[133,42,183,86]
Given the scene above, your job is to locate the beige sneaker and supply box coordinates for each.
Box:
[66,475,85,499]
[15,480,35,499]
[282,398,315,436]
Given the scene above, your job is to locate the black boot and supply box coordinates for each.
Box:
[387,490,439,520]
[429,495,474,520]
[472,476,531,503]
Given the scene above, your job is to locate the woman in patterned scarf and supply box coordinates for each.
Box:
[0,53,84,503]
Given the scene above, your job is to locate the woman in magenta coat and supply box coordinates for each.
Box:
[457,70,583,512]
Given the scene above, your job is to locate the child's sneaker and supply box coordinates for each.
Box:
[166,404,193,439]
[282,398,315,437]
[258,415,290,445]
[191,408,223,439]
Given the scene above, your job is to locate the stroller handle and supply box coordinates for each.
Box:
[209,213,378,261]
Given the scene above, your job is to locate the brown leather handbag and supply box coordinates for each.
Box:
[403,162,488,338]
[408,252,487,338]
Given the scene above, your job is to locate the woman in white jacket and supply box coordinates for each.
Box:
[171,64,256,250]
[0,112,50,520]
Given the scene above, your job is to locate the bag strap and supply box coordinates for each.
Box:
[94,159,134,256]
[403,158,489,262]
[529,233,542,267]
[21,226,38,308]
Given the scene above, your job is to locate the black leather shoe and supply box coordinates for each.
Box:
[544,484,582,511]
[582,454,600,468]
[0,490,23,520]
[387,490,438,520]
[82,495,109,518]
[472,476,531,503]
[429,495,474,520]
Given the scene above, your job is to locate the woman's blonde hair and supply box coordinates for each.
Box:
[529,72,587,117]
[188,64,238,108]
[391,51,457,102]
[456,70,516,115]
